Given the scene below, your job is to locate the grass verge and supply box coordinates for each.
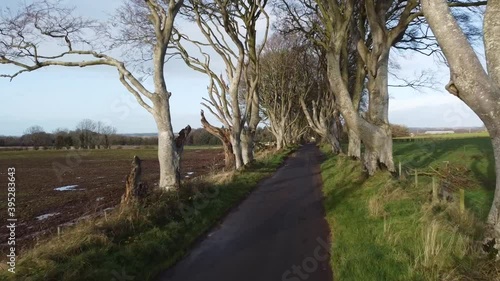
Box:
[321,138,498,280]
[2,147,294,281]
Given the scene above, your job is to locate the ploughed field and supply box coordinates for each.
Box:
[0,146,224,253]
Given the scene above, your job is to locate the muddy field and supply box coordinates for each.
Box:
[0,147,224,253]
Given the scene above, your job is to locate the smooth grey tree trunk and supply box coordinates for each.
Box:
[422,0,500,251]
[156,121,178,189]
[347,128,361,159]
[241,131,252,165]
[231,134,244,169]
[275,129,284,150]
[153,40,182,190]
[488,135,500,244]
[245,93,260,164]
[363,49,394,174]
[361,124,394,175]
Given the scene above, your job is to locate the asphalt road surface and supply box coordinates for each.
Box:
[157,144,333,281]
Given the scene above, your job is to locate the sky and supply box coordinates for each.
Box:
[0,0,484,136]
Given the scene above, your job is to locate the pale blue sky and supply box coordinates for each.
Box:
[0,0,483,136]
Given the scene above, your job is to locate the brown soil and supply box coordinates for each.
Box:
[0,148,224,254]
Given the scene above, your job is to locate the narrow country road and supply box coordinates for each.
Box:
[157,144,333,281]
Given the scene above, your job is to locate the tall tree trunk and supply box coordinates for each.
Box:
[422,0,500,249]
[156,126,178,189]
[275,129,284,150]
[244,95,259,164]
[153,96,191,190]
[241,129,255,165]
[487,134,500,247]
[485,2,500,243]
[152,38,180,190]
[364,49,395,173]
[231,133,244,169]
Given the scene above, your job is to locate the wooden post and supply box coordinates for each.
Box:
[57,226,61,238]
[414,169,418,188]
[398,162,402,179]
[432,177,438,203]
[460,189,465,214]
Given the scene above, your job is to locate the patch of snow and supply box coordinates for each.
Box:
[35,212,60,220]
[54,185,84,191]
[187,172,194,175]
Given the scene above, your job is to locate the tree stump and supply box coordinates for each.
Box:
[174,125,192,184]
[121,155,147,205]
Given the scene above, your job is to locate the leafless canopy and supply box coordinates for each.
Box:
[1,0,194,189]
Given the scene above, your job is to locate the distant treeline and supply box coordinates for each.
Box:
[0,120,275,149]
[187,127,274,146]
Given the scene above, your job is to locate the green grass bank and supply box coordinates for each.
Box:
[321,136,497,280]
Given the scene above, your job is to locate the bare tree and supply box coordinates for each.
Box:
[275,0,483,174]
[300,95,343,154]
[240,1,270,164]
[175,0,269,169]
[259,34,309,150]
[276,0,384,171]
[53,128,69,149]
[357,0,482,173]
[0,0,189,189]
[76,119,97,149]
[24,125,44,135]
[23,125,48,149]
[422,0,500,253]
[96,121,117,149]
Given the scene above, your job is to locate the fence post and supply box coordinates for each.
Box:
[57,226,61,238]
[414,169,418,188]
[432,177,438,203]
[398,162,402,179]
[460,189,465,214]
